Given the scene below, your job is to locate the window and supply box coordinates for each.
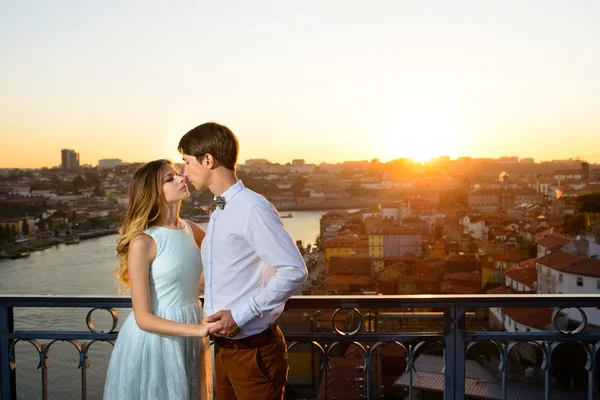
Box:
[526,328,531,332]
[559,274,563,283]
[577,277,583,287]
[597,280,600,290]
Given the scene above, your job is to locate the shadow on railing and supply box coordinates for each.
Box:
[2,294,600,400]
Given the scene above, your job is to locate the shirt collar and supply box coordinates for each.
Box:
[215,180,245,203]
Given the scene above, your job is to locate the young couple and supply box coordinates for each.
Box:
[103,122,308,400]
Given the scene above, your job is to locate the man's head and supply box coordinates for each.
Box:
[178,122,239,191]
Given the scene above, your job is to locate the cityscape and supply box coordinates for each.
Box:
[2,149,600,397]
[2,1,600,399]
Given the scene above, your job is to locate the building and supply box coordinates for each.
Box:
[481,251,523,286]
[468,188,537,212]
[322,275,371,294]
[327,254,371,277]
[537,251,600,326]
[394,354,579,399]
[383,227,422,257]
[98,159,123,169]
[323,236,357,261]
[379,202,399,221]
[61,149,80,171]
[319,211,350,242]
[445,254,479,274]
[441,271,482,294]
[536,233,570,257]
[504,260,537,292]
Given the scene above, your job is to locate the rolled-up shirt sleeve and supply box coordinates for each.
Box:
[231,202,308,328]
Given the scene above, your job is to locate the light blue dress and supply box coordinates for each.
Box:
[104,221,213,400]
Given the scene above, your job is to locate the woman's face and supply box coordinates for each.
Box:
[161,163,189,203]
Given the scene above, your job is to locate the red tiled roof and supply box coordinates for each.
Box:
[384,253,419,262]
[470,188,537,196]
[422,257,446,268]
[486,286,533,294]
[536,234,570,249]
[328,254,371,277]
[362,208,381,213]
[379,262,412,277]
[390,275,438,284]
[503,308,555,330]
[505,267,537,288]
[491,251,522,262]
[324,275,371,286]
[518,258,538,269]
[441,284,480,294]
[536,251,600,278]
[323,236,357,248]
[322,211,350,218]
[445,272,481,283]
[446,254,479,263]
[553,169,581,175]
[382,227,420,235]
[366,220,399,234]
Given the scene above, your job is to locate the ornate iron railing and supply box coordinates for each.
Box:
[1,294,600,399]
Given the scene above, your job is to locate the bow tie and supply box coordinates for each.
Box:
[210,196,226,212]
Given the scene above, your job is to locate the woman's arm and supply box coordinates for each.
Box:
[128,233,211,337]
[187,220,206,248]
[187,221,206,295]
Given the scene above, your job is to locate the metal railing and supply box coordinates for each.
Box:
[2,294,600,399]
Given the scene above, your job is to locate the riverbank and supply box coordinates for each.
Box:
[0,228,117,257]
[276,205,366,212]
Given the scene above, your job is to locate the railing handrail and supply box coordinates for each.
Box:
[1,293,599,308]
[3,294,600,400]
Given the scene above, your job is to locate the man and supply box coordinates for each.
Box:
[179,122,308,400]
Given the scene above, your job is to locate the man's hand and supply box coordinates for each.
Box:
[206,310,241,337]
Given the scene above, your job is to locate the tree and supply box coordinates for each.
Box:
[0,226,5,245]
[5,225,17,243]
[576,192,600,213]
[88,217,100,229]
[37,218,46,232]
[434,224,444,240]
[72,176,86,190]
[21,219,29,236]
[564,214,587,236]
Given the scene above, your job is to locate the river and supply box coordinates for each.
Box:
[0,210,343,399]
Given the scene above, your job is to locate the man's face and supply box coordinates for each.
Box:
[182,153,209,191]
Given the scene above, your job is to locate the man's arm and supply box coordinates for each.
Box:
[233,202,308,327]
[207,201,307,336]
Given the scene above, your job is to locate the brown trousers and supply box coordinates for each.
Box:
[214,325,288,400]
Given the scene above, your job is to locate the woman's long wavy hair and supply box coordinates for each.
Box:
[115,159,171,292]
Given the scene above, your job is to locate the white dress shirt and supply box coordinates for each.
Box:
[201,180,308,338]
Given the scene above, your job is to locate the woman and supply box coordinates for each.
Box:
[104,159,213,400]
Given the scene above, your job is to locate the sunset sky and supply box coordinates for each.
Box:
[1,1,599,168]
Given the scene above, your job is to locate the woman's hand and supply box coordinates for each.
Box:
[197,321,217,337]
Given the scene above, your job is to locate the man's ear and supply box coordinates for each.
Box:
[205,153,218,169]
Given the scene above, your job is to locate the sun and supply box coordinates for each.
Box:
[379,105,462,162]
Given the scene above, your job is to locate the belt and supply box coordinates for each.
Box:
[214,325,276,350]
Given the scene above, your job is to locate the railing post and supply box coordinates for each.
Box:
[444,304,456,400]
[455,304,466,400]
[444,303,466,400]
[0,305,16,400]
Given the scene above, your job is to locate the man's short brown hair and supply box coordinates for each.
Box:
[178,122,239,171]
